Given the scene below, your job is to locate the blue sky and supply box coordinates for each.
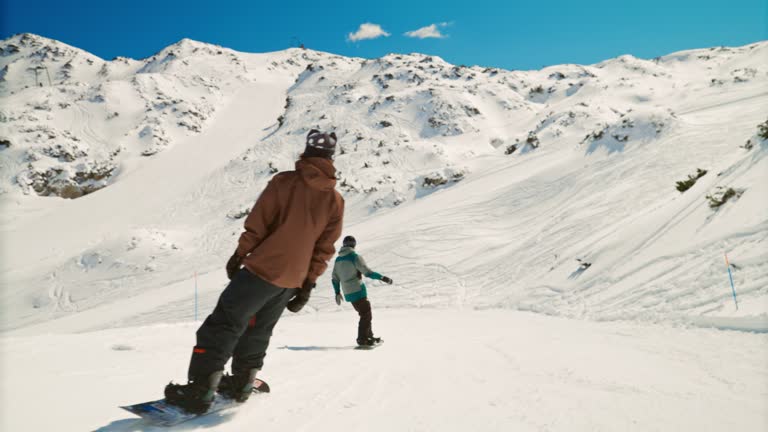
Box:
[2,0,766,70]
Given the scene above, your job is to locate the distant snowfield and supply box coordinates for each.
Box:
[1,34,767,431]
[2,310,767,432]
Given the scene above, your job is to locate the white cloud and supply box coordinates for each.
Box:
[404,22,450,39]
[347,23,391,42]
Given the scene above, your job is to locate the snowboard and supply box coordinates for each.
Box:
[355,339,384,350]
[120,378,269,427]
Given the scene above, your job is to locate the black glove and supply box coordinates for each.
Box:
[226,253,242,280]
[381,276,393,285]
[286,279,316,313]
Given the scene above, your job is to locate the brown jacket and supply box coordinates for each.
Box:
[236,157,344,288]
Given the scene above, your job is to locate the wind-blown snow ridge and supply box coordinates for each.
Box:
[0,34,766,334]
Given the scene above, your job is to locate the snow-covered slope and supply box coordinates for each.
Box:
[3,310,767,432]
[1,34,765,333]
[0,34,347,330]
[0,34,766,431]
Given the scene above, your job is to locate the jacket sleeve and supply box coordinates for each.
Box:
[355,255,383,281]
[235,178,281,258]
[306,194,344,283]
[332,264,341,295]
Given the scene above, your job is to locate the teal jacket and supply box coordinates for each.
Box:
[331,246,384,303]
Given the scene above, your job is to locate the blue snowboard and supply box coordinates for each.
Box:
[120,378,269,427]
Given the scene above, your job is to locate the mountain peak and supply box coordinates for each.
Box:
[145,37,231,60]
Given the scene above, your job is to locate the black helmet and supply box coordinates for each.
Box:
[342,235,356,248]
[304,129,337,159]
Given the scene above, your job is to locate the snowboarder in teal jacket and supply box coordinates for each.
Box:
[331,236,393,346]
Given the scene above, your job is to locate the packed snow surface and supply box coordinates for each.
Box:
[3,310,767,431]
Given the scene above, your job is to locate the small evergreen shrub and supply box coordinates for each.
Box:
[706,187,743,208]
[526,133,540,148]
[757,119,768,140]
[675,168,707,192]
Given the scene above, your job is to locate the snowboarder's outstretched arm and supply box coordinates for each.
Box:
[354,255,393,284]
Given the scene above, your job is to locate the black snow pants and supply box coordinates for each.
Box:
[187,269,296,381]
[351,297,373,341]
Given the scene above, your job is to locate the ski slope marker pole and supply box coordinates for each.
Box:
[724,253,738,310]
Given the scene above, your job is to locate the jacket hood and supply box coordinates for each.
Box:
[338,246,356,256]
[296,157,337,191]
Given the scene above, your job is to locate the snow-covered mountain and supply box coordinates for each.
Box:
[2,33,765,331]
[0,34,766,431]
[0,33,322,198]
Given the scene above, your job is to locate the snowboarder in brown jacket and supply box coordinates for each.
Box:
[165,130,344,413]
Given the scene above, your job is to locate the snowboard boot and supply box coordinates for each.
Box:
[218,368,260,402]
[164,370,223,414]
[357,336,382,346]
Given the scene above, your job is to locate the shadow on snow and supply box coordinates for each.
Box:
[277,345,357,351]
